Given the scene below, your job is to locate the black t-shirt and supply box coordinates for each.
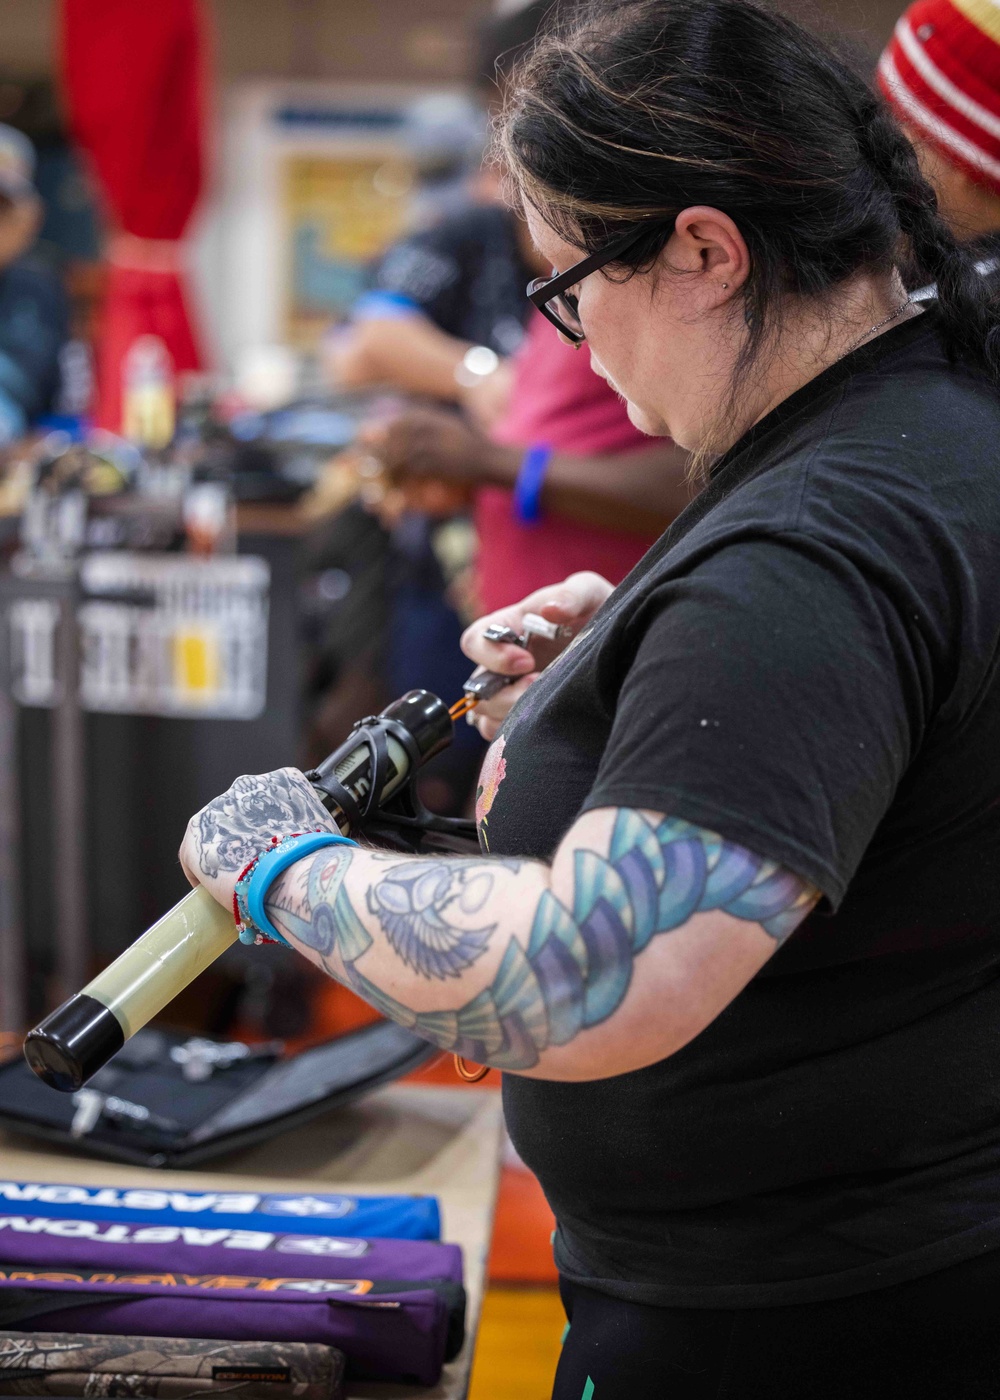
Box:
[481,306,1000,1307]
[367,204,532,355]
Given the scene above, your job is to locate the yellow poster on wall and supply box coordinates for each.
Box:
[173,627,221,702]
[283,154,414,349]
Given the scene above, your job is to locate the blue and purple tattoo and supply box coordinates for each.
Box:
[268,812,815,1072]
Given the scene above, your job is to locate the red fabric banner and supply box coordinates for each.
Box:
[60,0,207,431]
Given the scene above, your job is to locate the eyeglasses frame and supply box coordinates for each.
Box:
[526,221,667,345]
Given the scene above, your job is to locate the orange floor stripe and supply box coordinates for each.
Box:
[489,1164,559,1284]
[468,1286,564,1400]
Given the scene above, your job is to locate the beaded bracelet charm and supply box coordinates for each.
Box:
[234,830,358,947]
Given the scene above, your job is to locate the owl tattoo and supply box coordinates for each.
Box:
[366,862,495,980]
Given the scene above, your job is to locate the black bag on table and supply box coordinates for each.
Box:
[0,1020,434,1167]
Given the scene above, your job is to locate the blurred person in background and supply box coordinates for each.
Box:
[326,2,558,814]
[0,124,68,442]
[329,177,536,433]
[879,0,1000,259]
[370,310,692,614]
[356,0,690,615]
[325,179,535,808]
[330,1,553,428]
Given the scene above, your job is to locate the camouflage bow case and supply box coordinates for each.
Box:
[0,1331,346,1398]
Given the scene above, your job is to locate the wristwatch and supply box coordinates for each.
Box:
[454,344,500,388]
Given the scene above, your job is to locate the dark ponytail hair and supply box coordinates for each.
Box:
[852,91,1000,378]
[498,0,1000,408]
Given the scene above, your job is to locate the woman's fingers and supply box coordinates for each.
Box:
[538,572,615,629]
[470,673,537,733]
[460,573,615,742]
[461,573,613,671]
[471,638,536,673]
[473,713,503,742]
[471,698,526,742]
[460,611,535,671]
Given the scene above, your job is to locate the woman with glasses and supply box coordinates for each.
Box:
[181,1,1000,1393]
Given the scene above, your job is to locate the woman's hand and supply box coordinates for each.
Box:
[178,767,338,911]
[460,572,614,740]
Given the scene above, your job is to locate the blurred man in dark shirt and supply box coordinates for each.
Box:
[329,3,552,430]
[0,124,68,441]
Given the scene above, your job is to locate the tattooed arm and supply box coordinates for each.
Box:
[180,770,818,1081]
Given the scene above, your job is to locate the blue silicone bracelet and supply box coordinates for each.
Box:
[512,443,552,524]
[245,831,357,945]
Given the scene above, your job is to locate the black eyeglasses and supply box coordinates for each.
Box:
[526,222,667,345]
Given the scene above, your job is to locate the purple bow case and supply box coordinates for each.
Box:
[0,1213,462,1283]
[0,1215,466,1386]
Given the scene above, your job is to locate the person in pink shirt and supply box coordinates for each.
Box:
[372,308,690,612]
[478,308,685,609]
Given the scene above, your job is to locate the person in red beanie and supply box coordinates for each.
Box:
[879,0,1000,245]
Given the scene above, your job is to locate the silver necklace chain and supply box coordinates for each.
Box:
[843,298,913,358]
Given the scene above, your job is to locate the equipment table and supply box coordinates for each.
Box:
[0,1082,504,1400]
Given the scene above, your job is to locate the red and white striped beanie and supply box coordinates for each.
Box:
[878,0,1000,196]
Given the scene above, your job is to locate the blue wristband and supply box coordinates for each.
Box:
[512,443,552,525]
[242,831,357,946]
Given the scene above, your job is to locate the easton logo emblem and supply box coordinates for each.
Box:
[261,1196,356,1218]
[275,1236,368,1258]
[0,1217,276,1251]
[0,1217,374,1258]
[0,1184,261,1214]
